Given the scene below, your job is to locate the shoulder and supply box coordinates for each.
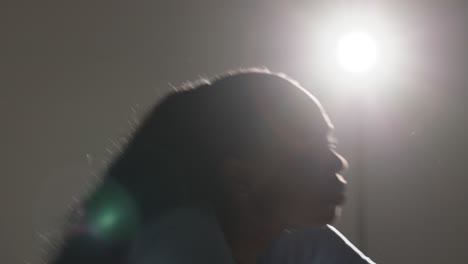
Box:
[313,226,375,264]
[129,205,236,264]
[259,226,375,264]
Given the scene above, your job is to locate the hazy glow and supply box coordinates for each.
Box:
[96,210,118,229]
[87,182,140,242]
[306,7,406,87]
[337,32,378,73]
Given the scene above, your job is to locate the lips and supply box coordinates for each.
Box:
[332,192,346,205]
[322,188,346,206]
[329,174,346,205]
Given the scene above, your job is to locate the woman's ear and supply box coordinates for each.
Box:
[220,158,253,199]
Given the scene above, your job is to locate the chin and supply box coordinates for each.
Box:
[310,205,342,227]
[289,205,340,230]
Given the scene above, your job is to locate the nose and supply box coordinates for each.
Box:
[317,149,348,195]
[331,149,348,173]
[328,149,348,187]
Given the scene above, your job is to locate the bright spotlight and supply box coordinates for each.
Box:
[337,32,378,73]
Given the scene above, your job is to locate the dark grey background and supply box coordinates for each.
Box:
[1,1,467,263]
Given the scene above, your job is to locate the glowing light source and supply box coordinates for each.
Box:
[336,32,378,73]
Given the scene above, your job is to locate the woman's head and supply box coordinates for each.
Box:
[196,69,348,229]
[85,68,347,241]
[50,68,348,264]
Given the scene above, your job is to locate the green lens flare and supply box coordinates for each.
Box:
[86,181,140,243]
[96,210,118,230]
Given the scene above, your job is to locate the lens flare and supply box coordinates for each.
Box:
[337,32,378,73]
[86,181,140,243]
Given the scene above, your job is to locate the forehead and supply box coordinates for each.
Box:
[245,75,334,150]
[260,97,334,151]
[276,89,332,133]
[258,117,332,162]
[284,114,333,147]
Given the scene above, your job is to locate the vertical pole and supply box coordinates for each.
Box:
[356,94,367,253]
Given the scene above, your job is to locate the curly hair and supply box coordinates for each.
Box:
[49,68,324,264]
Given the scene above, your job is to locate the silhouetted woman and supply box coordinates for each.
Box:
[50,69,349,264]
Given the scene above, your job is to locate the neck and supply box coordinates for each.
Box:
[217,206,284,264]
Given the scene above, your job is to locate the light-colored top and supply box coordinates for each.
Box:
[259,225,375,264]
[130,205,236,264]
[130,206,375,264]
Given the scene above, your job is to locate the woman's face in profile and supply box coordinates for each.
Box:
[247,94,348,229]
